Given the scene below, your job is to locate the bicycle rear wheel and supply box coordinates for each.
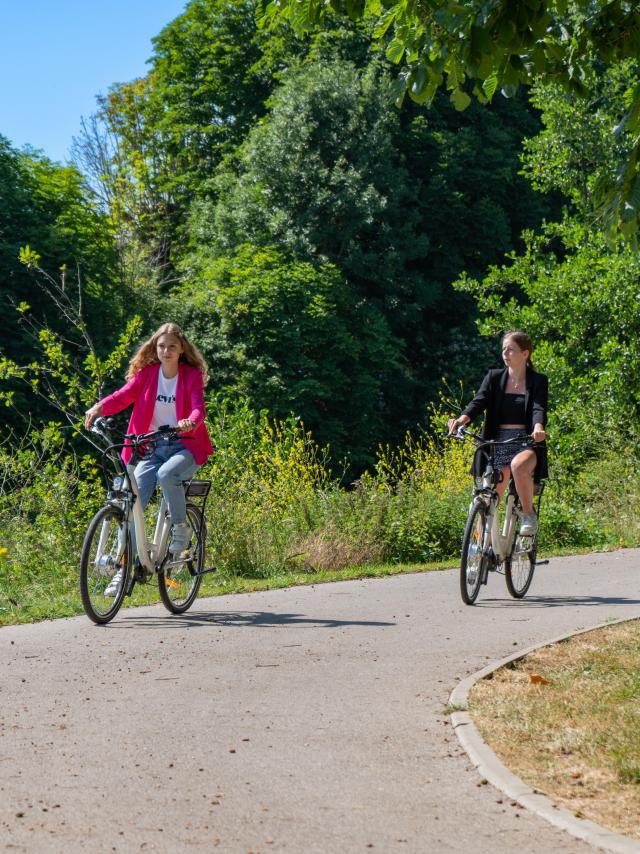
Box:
[80,505,131,624]
[505,516,536,598]
[460,500,489,605]
[158,503,204,614]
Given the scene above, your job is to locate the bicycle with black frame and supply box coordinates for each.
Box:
[79,416,215,624]
[450,426,548,605]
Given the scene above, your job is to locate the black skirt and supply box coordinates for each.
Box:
[493,428,529,469]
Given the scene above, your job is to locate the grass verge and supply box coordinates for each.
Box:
[0,543,627,627]
[0,558,457,627]
[469,619,640,840]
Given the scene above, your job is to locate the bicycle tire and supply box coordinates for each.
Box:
[80,504,131,624]
[505,515,536,599]
[158,503,204,614]
[460,500,489,605]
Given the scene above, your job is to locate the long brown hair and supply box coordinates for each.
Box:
[126,323,209,385]
[503,329,534,369]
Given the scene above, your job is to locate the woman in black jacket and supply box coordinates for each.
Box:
[448,330,548,535]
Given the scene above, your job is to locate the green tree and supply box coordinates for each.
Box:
[262,0,640,240]
[192,57,549,431]
[521,59,639,218]
[178,245,404,466]
[454,61,640,463]
[456,221,640,464]
[73,0,378,297]
[209,61,425,298]
[0,136,123,425]
[72,0,311,291]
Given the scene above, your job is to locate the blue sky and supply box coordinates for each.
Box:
[1,0,188,163]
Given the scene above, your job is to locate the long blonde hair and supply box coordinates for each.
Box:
[126,323,209,385]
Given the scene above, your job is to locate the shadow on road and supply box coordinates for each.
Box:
[114,610,396,630]
[476,594,640,608]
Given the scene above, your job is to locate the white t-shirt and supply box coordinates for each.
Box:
[150,370,178,430]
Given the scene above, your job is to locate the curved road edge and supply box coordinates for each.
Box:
[449,615,640,854]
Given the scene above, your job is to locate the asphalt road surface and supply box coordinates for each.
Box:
[2,548,640,853]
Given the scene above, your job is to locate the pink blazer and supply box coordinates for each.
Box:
[100,363,214,465]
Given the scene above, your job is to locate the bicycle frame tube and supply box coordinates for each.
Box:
[151,495,172,564]
[125,464,173,573]
[94,519,115,574]
[485,492,518,562]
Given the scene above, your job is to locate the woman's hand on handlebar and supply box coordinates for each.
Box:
[177,418,196,433]
[85,403,102,430]
[447,416,469,436]
[531,423,546,443]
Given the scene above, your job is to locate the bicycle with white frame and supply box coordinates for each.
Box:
[451,426,548,605]
[79,416,213,624]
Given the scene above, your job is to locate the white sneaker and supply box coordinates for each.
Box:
[104,569,124,597]
[520,512,538,536]
[169,522,192,554]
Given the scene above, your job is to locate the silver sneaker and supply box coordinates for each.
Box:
[104,569,124,597]
[169,522,192,554]
[520,512,538,536]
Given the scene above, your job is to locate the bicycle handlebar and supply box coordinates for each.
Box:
[447,425,541,448]
[91,417,191,441]
[124,425,193,445]
[89,418,193,458]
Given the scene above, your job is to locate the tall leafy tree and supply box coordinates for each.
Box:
[191,59,426,435]
[178,245,403,465]
[455,60,640,464]
[73,0,306,289]
[262,0,640,240]
[73,0,378,292]
[457,221,640,465]
[521,59,639,219]
[193,58,550,433]
[0,136,122,425]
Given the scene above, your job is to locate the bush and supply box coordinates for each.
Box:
[1,396,638,625]
[0,425,102,622]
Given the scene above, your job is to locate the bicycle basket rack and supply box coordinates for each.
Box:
[182,479,215,577]
[183,478,212,518]
[184,479,211,499]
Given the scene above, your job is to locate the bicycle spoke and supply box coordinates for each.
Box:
[80,506,131,624]
[460,502,487,605]
[158,504,204,613]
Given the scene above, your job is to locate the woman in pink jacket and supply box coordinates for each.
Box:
[85,323,213,593]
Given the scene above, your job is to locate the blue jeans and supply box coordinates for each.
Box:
[130,439,198,558]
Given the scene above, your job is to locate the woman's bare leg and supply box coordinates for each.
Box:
[510,450,537,513]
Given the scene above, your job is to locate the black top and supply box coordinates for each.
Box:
[498,392,526,425]
[462,367,549,481]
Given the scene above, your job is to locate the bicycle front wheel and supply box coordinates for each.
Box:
[505,521,536,599]
[460,500,488,605]
[80,504,131,624]
[158,503,204,614]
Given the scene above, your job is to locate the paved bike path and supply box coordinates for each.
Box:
[2,548,640,853]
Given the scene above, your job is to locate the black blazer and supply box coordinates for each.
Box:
[462,367,549,481]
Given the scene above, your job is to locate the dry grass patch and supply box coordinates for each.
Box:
[287,532,383,572]
[469,620,640,839]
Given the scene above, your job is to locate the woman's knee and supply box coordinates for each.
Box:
[511,452,535,476]
[157,462,181,487]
